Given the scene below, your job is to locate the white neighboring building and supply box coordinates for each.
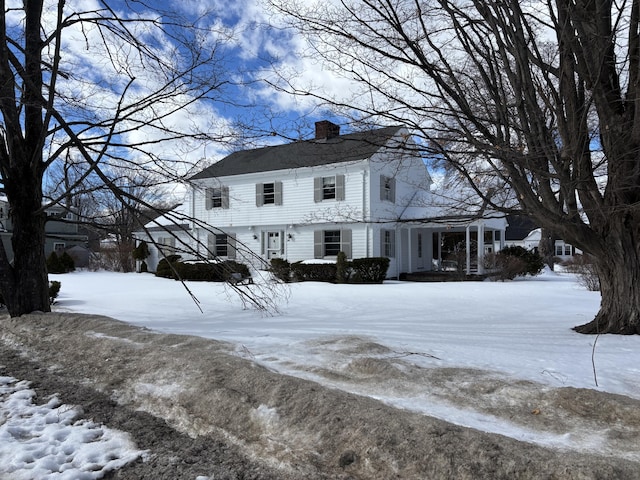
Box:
[506,227,582,261]
[138,121,508,277]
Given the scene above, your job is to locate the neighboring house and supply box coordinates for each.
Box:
[0,198,89,262]
[504,215,581,261]
[139,121,507,278]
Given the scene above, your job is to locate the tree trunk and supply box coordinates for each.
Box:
[538,228,557,271]
[573,217,640,334]
[0,173,51,316]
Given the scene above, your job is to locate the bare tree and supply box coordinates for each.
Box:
[270,0,640,334]
[0,1,240,316]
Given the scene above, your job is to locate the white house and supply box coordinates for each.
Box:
[506,228,581,261]
[139,121,508,278]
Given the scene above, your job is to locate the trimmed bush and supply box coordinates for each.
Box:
[290,262,337,283]
[350,257,390,283]
[336,252,349,283]
[156,257,251,282]
[270,258,292,282]
[155,254,182,278]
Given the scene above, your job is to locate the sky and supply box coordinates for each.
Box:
[2,268,639,477]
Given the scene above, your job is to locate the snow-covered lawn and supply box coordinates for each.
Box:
[51,268,638,398]
[2,267,640,477]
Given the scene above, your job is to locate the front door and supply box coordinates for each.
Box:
[266,231,282,259]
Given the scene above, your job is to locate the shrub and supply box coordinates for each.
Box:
[563,255,600,291]
[59,251,75,272]
[155,254,182,278]
[132,241,150,261]
[270,258,292,282]
[46,252,65,274]
[290,262,337,283]
[349,257,390,283]
[49,281,61,304]
[140,261,148,273]
[336,252,349,283]
[488,246,544,280]
[156,257,251,282]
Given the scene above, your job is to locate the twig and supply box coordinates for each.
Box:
[390,350,441,360]
[592,333,600,387]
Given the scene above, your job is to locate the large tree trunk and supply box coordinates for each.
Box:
[0,171,51,316]
[573,216,640,334]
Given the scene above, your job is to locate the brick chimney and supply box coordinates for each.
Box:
[315,120,340,140]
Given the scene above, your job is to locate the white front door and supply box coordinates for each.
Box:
[266,231,282,259]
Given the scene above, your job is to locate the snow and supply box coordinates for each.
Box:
[3,267,640,476]
[0,376,143,479]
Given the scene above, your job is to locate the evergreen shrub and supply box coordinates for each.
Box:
[349,257,390,283]
[59,251,75,272]
[270,258,291,282]
[49,281,61,304]
[156,257,251,282]
[290,262,337,283]
[155,254,182,278]
[47,252,66,274]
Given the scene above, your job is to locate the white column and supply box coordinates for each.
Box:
[465,225,471,275]
[477,223,485,274]
[407,227,413,274]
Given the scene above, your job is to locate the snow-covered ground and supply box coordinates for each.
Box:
[0,376,143,479]
[2,267,639,477]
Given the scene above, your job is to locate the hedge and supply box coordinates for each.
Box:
[155,256,251,282]
[271,256,390,284]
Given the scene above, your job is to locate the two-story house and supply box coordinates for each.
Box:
[139,122,507,278]
[0,197,89,263]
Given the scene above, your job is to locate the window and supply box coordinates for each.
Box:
[256,182,282,206]
[324,230,342,256]
[215,234,228,256]
[53,242,66,254]
[205,186,229,209]
[322,177,336,199]
[565,245,572,256]
[314,229,352,258]
[382,229,395,258]
[158,237,175,257]
[208,233,236,259]
[555,245,564,256]
[380,175,396,203]
[314,175,345,202]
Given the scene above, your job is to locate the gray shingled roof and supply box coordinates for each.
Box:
[190,125,403,179]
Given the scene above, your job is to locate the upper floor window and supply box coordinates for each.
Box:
[380,175,396,203]
[314,174,345,202]
[256,182,283,206]
[205,186,229,210]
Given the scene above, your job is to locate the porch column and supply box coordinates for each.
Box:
[407,227,413,274]
[465,225,471,275]
[477,223,485,274]
[500,227,505,251]
[437,231,442,270]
